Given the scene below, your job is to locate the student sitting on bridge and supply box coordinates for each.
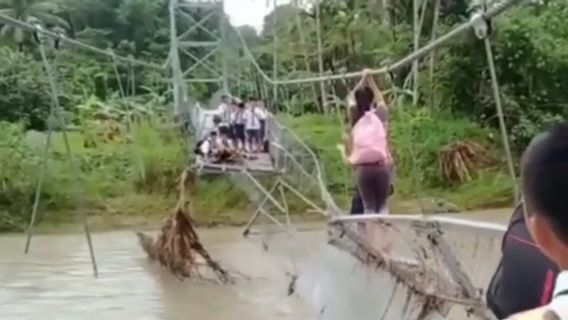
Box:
[211,125,237,163]
[507,124,568,319]
[194,131,216,163]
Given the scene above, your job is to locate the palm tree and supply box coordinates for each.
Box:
[0,0,69,51]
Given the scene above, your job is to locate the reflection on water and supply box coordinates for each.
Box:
[0,212,511,320]
[0,228,319,320]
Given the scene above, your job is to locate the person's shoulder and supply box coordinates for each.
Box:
[508,306,564,320]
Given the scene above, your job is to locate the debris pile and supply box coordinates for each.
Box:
[136,168,231,283]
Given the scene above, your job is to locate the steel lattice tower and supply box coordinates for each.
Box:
[169,0,228,116]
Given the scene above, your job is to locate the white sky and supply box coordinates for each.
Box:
[225,0,290,32]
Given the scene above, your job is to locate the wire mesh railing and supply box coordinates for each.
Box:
[328,214,505,319]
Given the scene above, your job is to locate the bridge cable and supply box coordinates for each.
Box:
[0,12,164,71]
[24,25,98,277]
[234,0,523,86]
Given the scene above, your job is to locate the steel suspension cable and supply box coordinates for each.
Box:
[0,12,164,71]
[235,0,523,86]
[484,37,519,204]
[25,30,98,277]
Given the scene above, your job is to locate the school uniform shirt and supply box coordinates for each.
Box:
[217,102,231,123]
[550,272,568,318]
[232,109,246,125]
[244,108,261,130]
[199,139,211,155]
[255,107,267,120]
[508,271,568,319]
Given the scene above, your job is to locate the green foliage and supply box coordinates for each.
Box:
[282,107,513,211]
[436,3,568,151]
[3,0,566,232]
[0,47,50,130]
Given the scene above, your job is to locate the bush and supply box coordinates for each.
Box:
[435,3,568,151]
[281,106,513,209]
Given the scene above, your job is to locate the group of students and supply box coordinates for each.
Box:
[195,95,269,164]
[341,70,567,319]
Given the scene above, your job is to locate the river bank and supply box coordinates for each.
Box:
[14,204,513,235]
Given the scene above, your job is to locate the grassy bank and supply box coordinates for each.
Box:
[0,106,515,233]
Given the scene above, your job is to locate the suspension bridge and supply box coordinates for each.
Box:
[2,0,527,318]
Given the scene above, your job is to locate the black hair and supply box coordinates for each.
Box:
[218,125,230,136]
[213,115,222,124]
[238,102,245,109]
[351,86,375,126]
[522,123,568,244]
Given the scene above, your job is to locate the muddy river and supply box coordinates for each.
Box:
[0,210,510,320]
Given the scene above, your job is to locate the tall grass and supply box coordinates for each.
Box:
[281,106,514,211]
[0,105,515,232]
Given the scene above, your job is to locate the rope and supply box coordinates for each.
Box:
[24,98,54,255]
[233,25,273,83]
[484,35,519,203]
[31,31,99,278]
[236,0,523,86]
[0,12,164,71]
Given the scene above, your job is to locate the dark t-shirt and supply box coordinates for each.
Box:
[486,203,559,318]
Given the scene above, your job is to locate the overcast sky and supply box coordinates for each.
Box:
[225,0,290,32]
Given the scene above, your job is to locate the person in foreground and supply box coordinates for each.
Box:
[342,70,391,214]
[509,124,568,319]
[486,202,559,318]
[486,134,559,319]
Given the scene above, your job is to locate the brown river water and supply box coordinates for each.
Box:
[0,210,510,320]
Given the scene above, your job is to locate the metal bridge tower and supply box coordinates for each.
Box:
[168,0,229,116]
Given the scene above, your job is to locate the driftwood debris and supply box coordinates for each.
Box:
[136,168,231,283]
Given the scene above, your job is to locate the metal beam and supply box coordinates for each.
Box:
[185,78,221,83]
[176,10,217,41]
[220,0,228,94]
[177,9,220,42]
[181,47,220,77]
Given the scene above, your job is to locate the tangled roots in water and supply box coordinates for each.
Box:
[136,168,231,283]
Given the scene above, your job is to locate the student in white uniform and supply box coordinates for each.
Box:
[244,102,262,153]
[509,124,568,320]
[255,100,267,142]
[217,95,232,124]
[231,102,246,151]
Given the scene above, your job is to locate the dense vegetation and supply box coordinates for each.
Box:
[0,0,566,231]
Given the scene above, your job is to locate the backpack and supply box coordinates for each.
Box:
[348,111,388,165]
